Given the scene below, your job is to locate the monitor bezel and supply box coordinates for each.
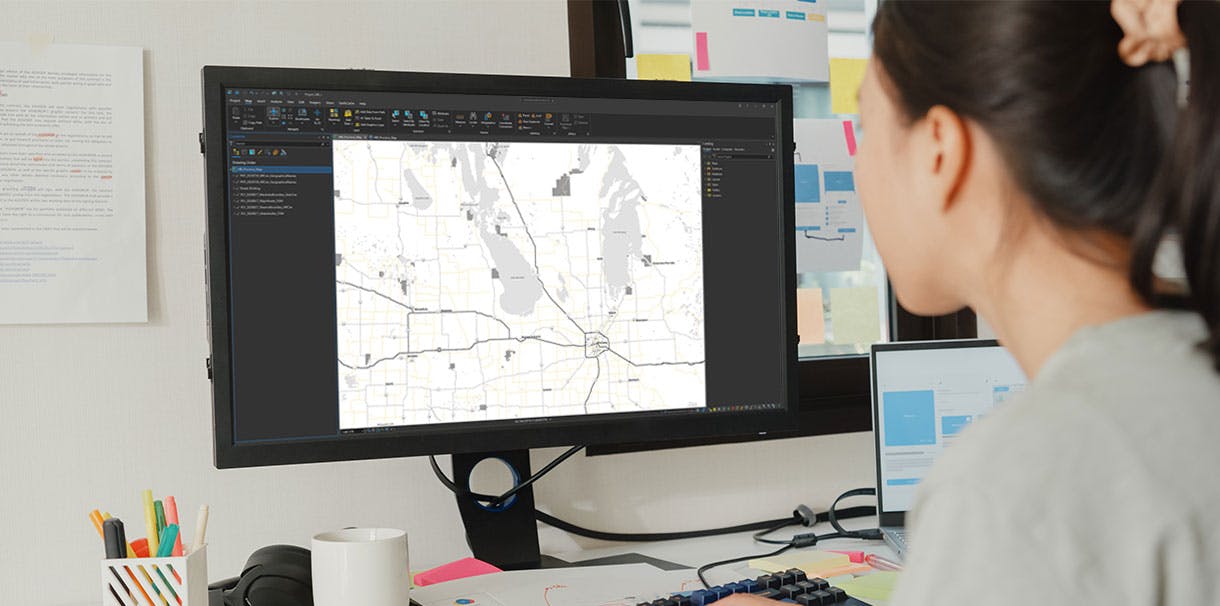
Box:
[202,66,799,469]
[870,338,1001,527]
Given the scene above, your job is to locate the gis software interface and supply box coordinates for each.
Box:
[222,86,788,443]
[874,345,1028,513]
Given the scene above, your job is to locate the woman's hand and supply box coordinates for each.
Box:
[716,595,778,605]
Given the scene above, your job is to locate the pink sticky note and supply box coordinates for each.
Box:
[695,32,710,71]
[413,557,502,587]
[842,120,857,156]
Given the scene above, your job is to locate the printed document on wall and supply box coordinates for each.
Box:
[793,118,863,272]
[0,43,147,324]
[691,0,829,82]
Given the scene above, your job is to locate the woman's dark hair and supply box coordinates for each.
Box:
[873,0,1220,370]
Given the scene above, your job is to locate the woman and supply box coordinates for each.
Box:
[724,0,1220,603]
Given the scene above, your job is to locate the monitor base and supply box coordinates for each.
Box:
[452,449,543,570]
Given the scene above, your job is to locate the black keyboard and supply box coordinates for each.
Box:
[638,568,873,606]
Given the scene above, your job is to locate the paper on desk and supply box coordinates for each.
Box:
[691,1,829,82]
[793,119,863,273]
[835,570,899,602]
[0,42,147,324]
[412,564,702,606]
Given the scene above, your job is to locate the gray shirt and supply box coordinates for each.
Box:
[891,311,1220,605]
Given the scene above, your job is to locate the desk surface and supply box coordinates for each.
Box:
[414,516,898,606]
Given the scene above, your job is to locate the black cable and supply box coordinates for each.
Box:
[697,544,792,589]
[827,488,883,540]
[537,505,875,544]
[428,445,585,508]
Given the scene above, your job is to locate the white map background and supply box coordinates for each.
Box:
[333,139,705,429]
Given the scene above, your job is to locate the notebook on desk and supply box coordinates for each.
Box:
[870,339,1028,559]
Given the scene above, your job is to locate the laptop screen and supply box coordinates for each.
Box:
[872,340,1028,516]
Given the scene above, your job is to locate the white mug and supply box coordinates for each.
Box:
[311,527,410,606]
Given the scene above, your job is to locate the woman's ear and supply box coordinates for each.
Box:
[917,104,972,214]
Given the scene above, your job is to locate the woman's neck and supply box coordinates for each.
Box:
[970,228,1152,379]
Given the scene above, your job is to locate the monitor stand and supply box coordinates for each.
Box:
[451,449,542,570]
[451,449,689,572]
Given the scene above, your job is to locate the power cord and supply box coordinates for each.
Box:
[696,488,882,588]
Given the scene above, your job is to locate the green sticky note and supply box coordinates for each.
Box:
[836,571,899,602]
[829,286,881,344]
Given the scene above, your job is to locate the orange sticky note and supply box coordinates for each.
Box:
[797,288,826,345]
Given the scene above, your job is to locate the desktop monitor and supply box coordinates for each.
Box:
[201,66,796,567]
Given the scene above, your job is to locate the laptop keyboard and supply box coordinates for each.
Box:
[636,568,872,606]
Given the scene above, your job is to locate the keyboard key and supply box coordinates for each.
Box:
[671,597,692,606]
[778,571,799,586]
[709,586,730,599]
[651,600,676,606]
[794,593,828,606]
[824,587,849,603]
[756,574,781,589]
[688,589,715,605]
[723,582,745,594]
[785,568,809,583]
[778,584,804,599]
[807,578,830,591]
[739,579,760,593]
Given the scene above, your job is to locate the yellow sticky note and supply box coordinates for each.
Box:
[637,53,692,82]
[830,286,881,345]
[797,288,826,345]
[830,58,868,115]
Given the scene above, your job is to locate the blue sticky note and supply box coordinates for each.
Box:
[824,170,855,192]
[795,164,820,203]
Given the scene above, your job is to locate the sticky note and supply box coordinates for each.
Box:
[830,58,868,115]
[695,32,710,71]
[797,288,826,345]
[749,550,850,576]
[637,54,692,82]
[830,286,881,344]
[842,120,857,156]
[834,571,899,602]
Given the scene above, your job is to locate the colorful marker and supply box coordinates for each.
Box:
[164,496,185,556]
[157,524,179,558]
[143,490,160,556]
[154,500,166,536]
[191,505,209,552]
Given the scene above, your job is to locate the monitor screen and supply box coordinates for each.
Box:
[872,341,1028,514]
[203,68,797,467]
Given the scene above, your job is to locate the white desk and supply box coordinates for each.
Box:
[413,516,898,606]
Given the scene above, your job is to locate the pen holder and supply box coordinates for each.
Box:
[101,545,207,606]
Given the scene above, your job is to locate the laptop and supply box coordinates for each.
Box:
[869,339,1028,559]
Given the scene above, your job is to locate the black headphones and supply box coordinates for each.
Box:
[208,545,312,606]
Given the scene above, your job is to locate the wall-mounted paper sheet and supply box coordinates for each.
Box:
[691,0,829,82]
[830,58,868,115]
[793,118,863,273]
[0,42,147,324]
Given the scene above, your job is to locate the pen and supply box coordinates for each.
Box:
[865,553,903,571]
[191,505,209,553]
[164,496,185,556]
[143,490,160,556]
[103,518,127,559]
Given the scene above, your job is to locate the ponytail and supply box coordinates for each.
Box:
[1131,0,1220,371]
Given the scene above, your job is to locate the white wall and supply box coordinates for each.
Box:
[0,3,876,604]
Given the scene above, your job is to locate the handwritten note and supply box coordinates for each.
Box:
[0,42,147,324]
